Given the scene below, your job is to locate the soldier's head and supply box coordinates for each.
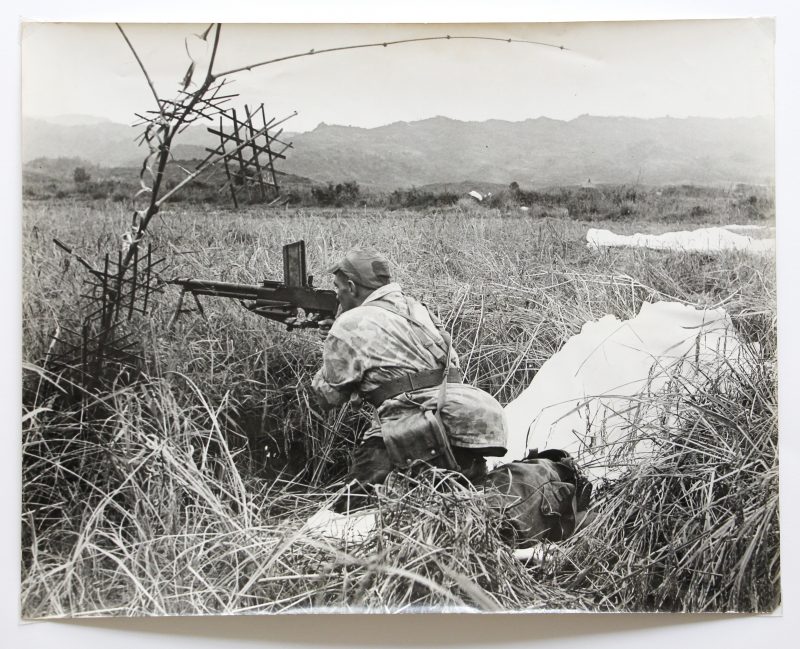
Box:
[326,248,391,312]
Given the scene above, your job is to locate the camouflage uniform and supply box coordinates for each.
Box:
[312,282,508,491]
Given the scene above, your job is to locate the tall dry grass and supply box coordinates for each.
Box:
[545,338,778,612]
[21,199,778,615]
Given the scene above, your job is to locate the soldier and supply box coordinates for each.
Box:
[312,247,508,506]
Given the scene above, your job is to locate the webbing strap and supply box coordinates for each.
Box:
[366,366,463,407]
[434,317,458,470]
[361,300,449,359]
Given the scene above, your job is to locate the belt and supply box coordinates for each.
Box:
[366,367,463,407]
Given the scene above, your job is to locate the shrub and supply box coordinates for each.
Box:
[690,205,712,218]
[73,166,91,185]
[388,187,460,209]
[618,200,636,217]
[311,181,361,207]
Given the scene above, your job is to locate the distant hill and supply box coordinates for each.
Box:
[22,117,215,167]
[37,114,114,126]
[284,116,774,188]
[23,155,317,192]
[22,114,774,188]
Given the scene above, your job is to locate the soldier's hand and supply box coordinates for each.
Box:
[318,318,335,341]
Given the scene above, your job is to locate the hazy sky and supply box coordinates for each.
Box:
[21,20,773,132]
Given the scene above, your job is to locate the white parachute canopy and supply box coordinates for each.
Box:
[586,226,774,254]
[499,301,744,482]
[305,506,378,544]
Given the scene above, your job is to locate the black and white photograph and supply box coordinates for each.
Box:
[18,16,781,620]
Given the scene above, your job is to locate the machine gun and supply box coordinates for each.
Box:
[168,241,338,330]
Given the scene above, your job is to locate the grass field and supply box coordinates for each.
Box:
[20,192,779,615]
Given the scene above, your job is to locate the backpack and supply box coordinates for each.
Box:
[484,449,592,546]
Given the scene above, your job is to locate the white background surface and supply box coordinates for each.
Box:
[3,1,798,648]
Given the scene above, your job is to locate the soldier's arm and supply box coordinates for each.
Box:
[311,333,364,410]
[311,369,350,410]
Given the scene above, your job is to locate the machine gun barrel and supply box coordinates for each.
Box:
[168,279,262,300]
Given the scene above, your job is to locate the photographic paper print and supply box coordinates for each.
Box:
[20,20,778,616]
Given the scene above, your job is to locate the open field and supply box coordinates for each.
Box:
[21,193,778,615]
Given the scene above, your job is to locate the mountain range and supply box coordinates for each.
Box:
[22,114,774,188]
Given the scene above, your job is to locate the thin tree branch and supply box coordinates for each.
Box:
[52,239,101,276]
[116,24,165,120]
[211,35,566,79]
[205,23,222,82]
[166,25,222,143]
